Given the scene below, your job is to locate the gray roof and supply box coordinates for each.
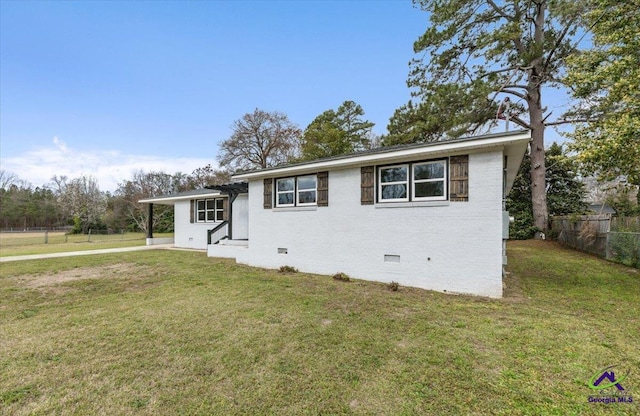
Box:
[588,203,616,214]
[234,129,530,177]
[162,188,221,198]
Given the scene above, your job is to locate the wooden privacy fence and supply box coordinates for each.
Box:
[550,215,640,268]
[550,215,611,257]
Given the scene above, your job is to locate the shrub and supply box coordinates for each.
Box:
[388,281,400,291]
[332,272,350,282]
[278,265,298,273]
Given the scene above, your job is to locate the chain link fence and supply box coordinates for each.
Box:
[606,231,640,268]
[0,230,145,247]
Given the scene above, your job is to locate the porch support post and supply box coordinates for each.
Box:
[228,193,237,240]
[146,203,153,239]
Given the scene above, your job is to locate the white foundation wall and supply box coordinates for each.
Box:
[173,201,215,250]
[237,150,505,297]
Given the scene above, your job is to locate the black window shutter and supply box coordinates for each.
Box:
[361,166,375,205]
[263,178,273,209]
[190,200,195,223]
[450,155,469,201]
[317,171,329,206]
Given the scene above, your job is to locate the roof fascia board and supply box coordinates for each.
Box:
[138,192,223,205]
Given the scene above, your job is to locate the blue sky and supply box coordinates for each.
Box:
[1,0,570,192]
[1,0,428,191]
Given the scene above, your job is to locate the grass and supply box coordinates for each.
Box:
[0,240,638,415]
[0,232,174,257]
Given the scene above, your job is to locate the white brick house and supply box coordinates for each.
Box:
[139,189,227,249]
[142,130,530,298]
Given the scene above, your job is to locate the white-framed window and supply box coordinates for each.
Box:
[413,160,447,201]
[214,198,224,220]
[378,159,447,202]
[276,175,317,207]
[276,178,295,207]
[196,198,224,222]
[379,164,409,202]
[297,175,317,206]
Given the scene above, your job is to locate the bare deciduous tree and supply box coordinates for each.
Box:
[54,175,106,233]
[0,170,19,190]
[218,109,301,172]
[116,171,187,233]
[189,164,231,188]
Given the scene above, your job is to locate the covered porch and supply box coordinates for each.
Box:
[139,188,228,250]
[205,182,249,259]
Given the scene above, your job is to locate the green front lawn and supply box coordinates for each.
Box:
[0,241,638,415]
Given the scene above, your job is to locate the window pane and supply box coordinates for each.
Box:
[197,200,205,210]
[414,162,444,180]
[381,166,407,183]
[298,190,316,204]
[198,212,205,221]
[297,175,316,190]
[277,178,294,191]
[216,199,224,209]
[415,181,444,198]
[381,184,407,199]
[206,210,215,221]
[206,199,215,209]
[216,211,224,221]
[278,192,294,205]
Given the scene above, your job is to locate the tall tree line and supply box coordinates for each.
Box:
[0,166,229,233]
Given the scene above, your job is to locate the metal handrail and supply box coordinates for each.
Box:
[207,221,228,245]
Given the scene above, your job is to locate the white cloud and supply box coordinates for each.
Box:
[52,136,68,153]
[1,137,217,192]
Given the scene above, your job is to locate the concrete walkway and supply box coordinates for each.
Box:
[0,244,177,263]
